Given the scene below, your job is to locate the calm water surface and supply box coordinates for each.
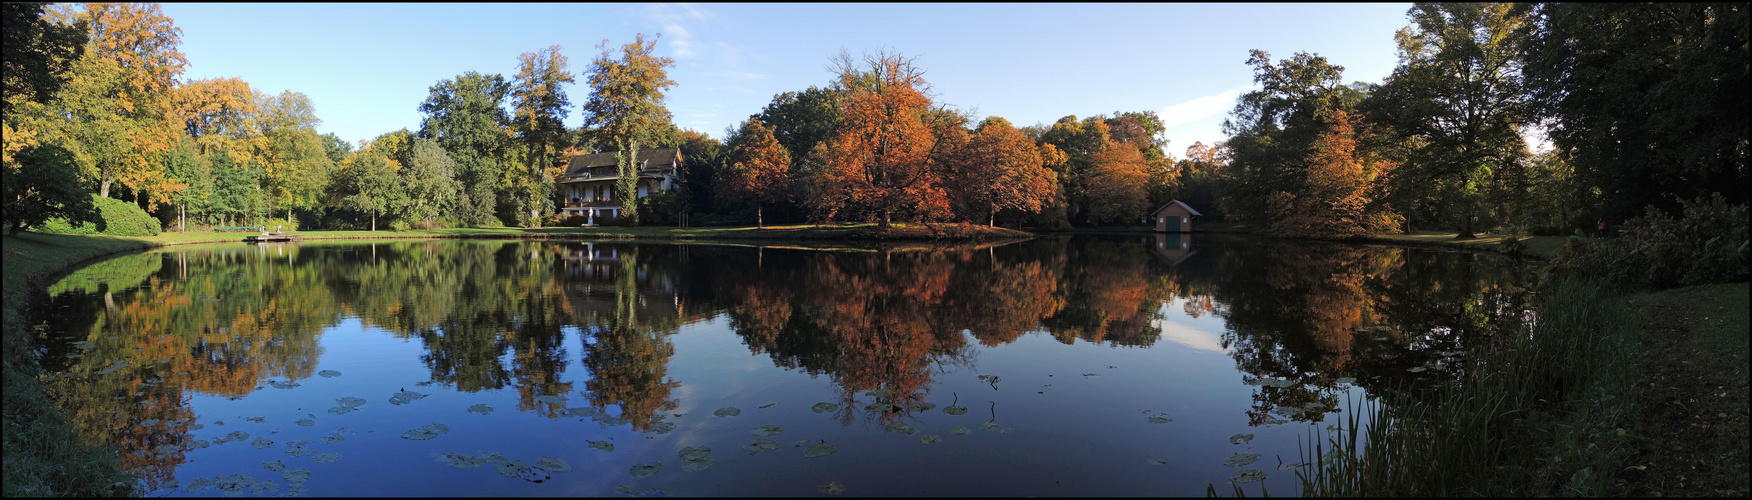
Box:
[32,235,1535,496]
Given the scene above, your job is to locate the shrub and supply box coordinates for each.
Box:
[35,195,161,236]
[411,219,447,230]
[1549,193,1749,289]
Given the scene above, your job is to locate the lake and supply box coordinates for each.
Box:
[31,234,1535,496]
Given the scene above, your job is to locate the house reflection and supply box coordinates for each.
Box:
[1150,232,1198,266]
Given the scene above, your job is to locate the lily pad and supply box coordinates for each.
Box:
[648,422,676,434]
[588,440,615,452]
[819,481,845,495]
[976,374,1001,384]
[1081,373,1100,377]
[438,452,489,469]
[1224,453,1262,467]
[243,416,266,423]
[268,380,300,389]
[751,425,783,436]
[742,439,779,453]
[1229,433,1255,445]
[864,389,893,398]
[905,402,937,412]
[292,418,315,427]
[883,422,917,434]
[336,397,366,408]
[599,415,630,426]
[920,435,942,444]
[494,459,531,478]
[251,437,275,449]
[327,406,356,415]
[190,439,210,449]
[944,406,968,416]
[803,442,839,458]
[1148,415,1173,424]
[863,402,894,412]
[615,484,662,497]
[628,462,662,478]
[401,422,450,441]
[281,468,310,483]
[679,446,712,461]
[534,395,568,406]
[388,389,429,405]
[561,406,600,418]
[1230,469,1267,483]
[319,432,345,444]
[216,431,248,444]
[712,407,741,417]
[263,460,285,472]
[317,370,341,378]
[811,402,838,413]
[467,404,494,415]
[680,456,715,472]
[533,456,570,472]
[1407,366,1427,373]
[952,427,971,435]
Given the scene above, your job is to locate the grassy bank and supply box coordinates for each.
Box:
[1348,231,1567,259]
[1295,280,1749,496]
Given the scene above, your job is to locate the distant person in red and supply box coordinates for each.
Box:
[1596,218,1606,238]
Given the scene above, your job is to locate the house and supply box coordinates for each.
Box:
[557,148,683,224]
[1150,200,1203,232]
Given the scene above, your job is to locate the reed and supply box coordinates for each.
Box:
[1294,278,1643,496]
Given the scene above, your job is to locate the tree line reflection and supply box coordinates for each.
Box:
[34,235,1532,485]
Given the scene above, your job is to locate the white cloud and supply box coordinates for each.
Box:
[1158,89,1243,129]
[645,4,708,58]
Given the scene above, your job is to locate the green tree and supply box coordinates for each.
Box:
[398,139,461,226]
[335,149,399,231]
[582,33,677,226]
[260,90,332,225]
[161,135,209,231]
[2,2,86,116]
[1370,3,1532,238]
[1522,3,1749,221]
[418,71,510,226]
[5,143,99,235]
[1220,50,1360,226]
[508,45,574,227]
[63,3,186,200]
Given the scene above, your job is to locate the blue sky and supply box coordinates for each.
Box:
[161,3,1415,158]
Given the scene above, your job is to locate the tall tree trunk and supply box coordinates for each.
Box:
[371,213,376,232]
[757,205,763,229]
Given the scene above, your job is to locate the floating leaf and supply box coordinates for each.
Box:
[438,452,489,469]
[757,402,776,409]
[648,422,676,434]
[317,370,341,378]
[742,439,779,453]
[216,431,248,444]
[943,406,968,416]
[712,407,741,417]
[615,484,661,497]
[1230,469,1267,483]
[681,456,715,472]
[803,442,838,458]
[467,404,494,415]
[268,380,300,389]
[1224,453,1262,467]
[294,419,315,427]
[263,460,285,472]
[750,425,783,436]
[336,397,366,408]
[1081,373,1100,377]
[811,402,838,413]
[327,406,355,415]
[1148,415,1173,424]
[562,407,601,418]
[863,402,894,412]
[319,433,344,444]
[884,422,918,435]
[1230,433,1255,445]
[312,453,340,463]
[388,389,429,405]
[401,422,448,441]
[819,481,845,495]
[794,440,810,448]
[679,446,712,461]
[628,462,662,478]
[533,457,570,473]
[244,417,266,424]
[190,439,210,449]
[589,440,614,452]
[281,468,310,483]
[906,402,937,412]
[920,435,942,444]
[1407,366,1427,373]
[285,448,314,458]
[250,437,275,450]
[599,415,629,426]
[494,459,530,478]
[952,427,971,435]
[534,395,568,406]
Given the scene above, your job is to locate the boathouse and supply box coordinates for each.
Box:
[1150,200,1202,232]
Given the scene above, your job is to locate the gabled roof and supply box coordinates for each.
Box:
[562,148,682,176]
[1151,199,1204,217]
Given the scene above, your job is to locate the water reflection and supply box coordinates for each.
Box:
[33,235,1533,494]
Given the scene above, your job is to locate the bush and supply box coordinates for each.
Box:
[1549,193,1749,289]
[411,219,447,230]
[34,195,161,236]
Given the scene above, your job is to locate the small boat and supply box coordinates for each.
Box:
[244,232,303,243]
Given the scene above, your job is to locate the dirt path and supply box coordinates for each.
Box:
[1622,284,1749,497]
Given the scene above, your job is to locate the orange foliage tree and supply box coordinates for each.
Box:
[811,50,945,226]
[947,117,1058,226]
[1083,141,1150,225]
[1266,110,1401,239]
[722,119,790,228]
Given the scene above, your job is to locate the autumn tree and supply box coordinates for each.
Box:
[508,45,573,227]
[333,145,400,231]
[1036,115,1113,224]
[947,117,1057,226]
[1221,50,1364,227]
[813,49,945,226]
[418,71,510,226]
[4,3,96,234]
[1084,141,1150,225]
[722,120,789,228]
[62,3,186,199]
[1266,110,1401,239]
[583,33,677,226]
[259,90,332,224]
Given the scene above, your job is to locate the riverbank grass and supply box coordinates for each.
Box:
[1351,231,1566,258]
